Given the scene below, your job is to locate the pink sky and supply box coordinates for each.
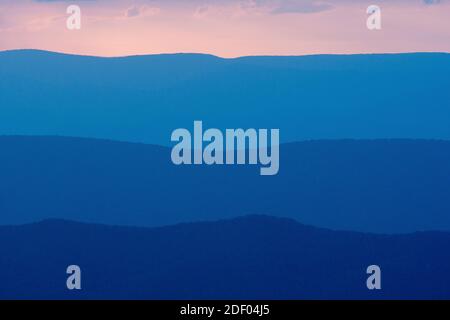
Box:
[0,0,449,57]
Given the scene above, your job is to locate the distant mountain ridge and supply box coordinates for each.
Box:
[1,136,449,233]
[1,215,449,299]
[1,50,450,144]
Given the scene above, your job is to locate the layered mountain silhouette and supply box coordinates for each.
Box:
[0,215,449,300]
[1,136,449,233]
[1,50,450,299]
[1,50,450,144]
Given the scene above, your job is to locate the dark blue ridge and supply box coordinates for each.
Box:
[0,215,449,299]
[1,136,450,233]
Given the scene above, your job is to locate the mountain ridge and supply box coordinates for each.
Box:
[8,214,450,237]
[1,213,449,299]
[2,49,449,59]
[2,50,450,145]
[1,136,450,233]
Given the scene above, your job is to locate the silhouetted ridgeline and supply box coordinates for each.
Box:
[1,50,450,144]
[0,215,449,299]
[0,136,449,233]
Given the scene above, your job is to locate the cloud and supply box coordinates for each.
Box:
[190,0,334,19]
[238,0,333,15]
[125,5,160,18]
[29,0,449,19]
[271,0,332,14]
[194,5,210,18]
[126,6,142,18]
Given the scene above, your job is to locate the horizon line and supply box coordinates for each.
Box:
[1,48,450,60]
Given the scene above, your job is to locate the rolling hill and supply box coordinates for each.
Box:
[0,215,449,299]
[0,136,449,233]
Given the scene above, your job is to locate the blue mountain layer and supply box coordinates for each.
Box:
[0,136,449,233]
[0,215,449,299]
[1,50,450,144]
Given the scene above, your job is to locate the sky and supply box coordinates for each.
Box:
[0,0,449,57]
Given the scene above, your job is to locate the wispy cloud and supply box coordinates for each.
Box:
[423,0,441,4]
[125,5,160,18]
[271,0,333,14]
